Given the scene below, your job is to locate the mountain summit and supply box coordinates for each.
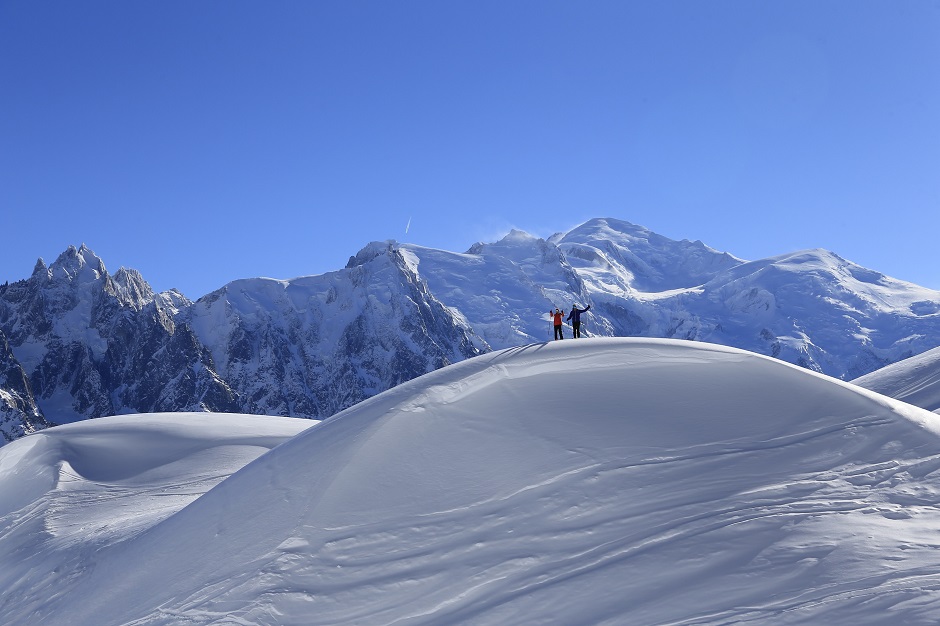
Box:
[553,217,743,292]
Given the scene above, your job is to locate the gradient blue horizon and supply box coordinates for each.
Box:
[2,1,938,297]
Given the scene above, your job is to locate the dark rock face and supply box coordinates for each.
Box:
[0,329,50,443]
[0,246,242,435]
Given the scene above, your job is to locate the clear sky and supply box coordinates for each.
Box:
[2,1,938,298]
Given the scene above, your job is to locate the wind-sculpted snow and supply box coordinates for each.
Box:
[0,412,316,622]
[854,346,940,414]
[6,339,940,624]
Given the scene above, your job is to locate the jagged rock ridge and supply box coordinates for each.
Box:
[0,328,50,442]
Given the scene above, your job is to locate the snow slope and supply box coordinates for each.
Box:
[854,346,940,414]
[400,230,595,348]
[0,413,316,620]
[5,338,940,624]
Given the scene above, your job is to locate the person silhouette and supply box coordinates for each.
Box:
[551,308,565,340]
[567,304,591,338]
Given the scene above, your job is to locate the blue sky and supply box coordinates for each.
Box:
[2,1,938,297]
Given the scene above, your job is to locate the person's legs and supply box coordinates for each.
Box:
[554,325,563,340]
[573,322,581,338]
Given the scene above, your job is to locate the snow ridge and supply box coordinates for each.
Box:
[5,339,940,624]
[854,345,940,413]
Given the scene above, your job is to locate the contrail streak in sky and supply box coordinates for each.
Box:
[405,216,412,234]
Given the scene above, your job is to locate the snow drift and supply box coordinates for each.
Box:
[5,338,940,624]
[0,413,316,622]
[854,346,940,414]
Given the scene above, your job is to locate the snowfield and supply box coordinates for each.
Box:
[4,338,940,624]
[854,346,940,414]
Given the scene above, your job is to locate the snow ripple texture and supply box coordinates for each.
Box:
[4,339,940,624]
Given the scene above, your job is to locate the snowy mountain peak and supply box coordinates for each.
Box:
[768,248,847,269]
[0,244,227,425]
[346,240,400,268]
[110,267,156,307]
[49,244,107,284]
[560,216,741,262]
[466,229,542,256]
[498,228,538,244]
[30,258,47,277]
[556,216,743,293]
[731,248,899,295]
[466,228,555,259]
[30,245,157,310]
[553,216,652,241]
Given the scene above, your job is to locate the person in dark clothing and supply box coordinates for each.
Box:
[551,308,565,340]
[567,304,591,338]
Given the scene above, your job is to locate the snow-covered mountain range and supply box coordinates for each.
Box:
[2,217,939,443]
[5,338,940,624]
